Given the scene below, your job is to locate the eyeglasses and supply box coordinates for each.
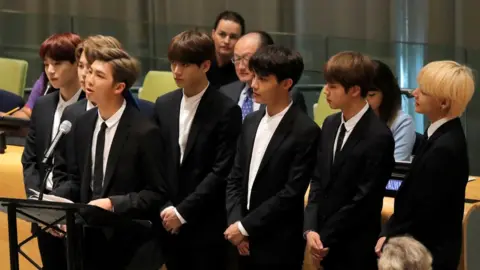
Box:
[231,55,251,65]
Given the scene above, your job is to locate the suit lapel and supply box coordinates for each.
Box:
[80,109,98,203]
[409,118,460,176]
[182,86,214,162]
[322,113,341,188]
[170,91,182,170]
[332,109,372,169]
[42,93,59,148]
[101,105,133,197]
[232,82,245,103]
[255,106,296,176]
[243,111,264,190]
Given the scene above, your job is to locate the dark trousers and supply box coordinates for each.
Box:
[37,228,67,270]
[165,241,226,270]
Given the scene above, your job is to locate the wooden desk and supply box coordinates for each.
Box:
[0,145,41,270]
[466,178,480,201]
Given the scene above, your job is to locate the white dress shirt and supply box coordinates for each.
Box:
[237,102,293,236]
[46,89,82,190]
[167,83,209,224]
[332,102,369,160]
[178,84,209,164]
[427,117,452,138]
[86,99,96,111]
[90,99,126,189]
[238,84,261,112]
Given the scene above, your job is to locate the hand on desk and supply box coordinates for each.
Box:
[237,240,250,256]
[306,231,329,267]
[47,224,66,238]
[224,222,245,246]
[375,236,387,257]
[160,207,182,234]
[88,198,113,211]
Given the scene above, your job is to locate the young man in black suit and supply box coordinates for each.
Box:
[153,30,242,270]
[52,47,167,270]
[304,51,395,270]
[224,45,320,270]
[219,31,307,118]
[21,32,82,270]
[377,61,475,270]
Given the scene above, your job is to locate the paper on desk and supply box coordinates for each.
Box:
[28,189,73,204]
[468,176,476,182]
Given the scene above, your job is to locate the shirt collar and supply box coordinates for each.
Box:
[58,88,83,107]
[182,82,209,102]
[86,100,96,111]
[265,102,293,121]
[427,117,452,138]
[98,99,126,128]
[341,102,369,132]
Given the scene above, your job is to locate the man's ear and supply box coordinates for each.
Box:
[347,85,361,97]
[113,82,126,95]
[281,78,293,91]
[201,60,212,73]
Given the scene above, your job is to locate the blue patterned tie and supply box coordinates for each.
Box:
[241,88,253,120]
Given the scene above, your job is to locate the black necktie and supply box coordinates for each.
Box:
[92,122,107,199]
[335,123,346,159]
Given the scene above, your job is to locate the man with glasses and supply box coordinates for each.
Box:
[220,31,306,120]
[208,10,245,87]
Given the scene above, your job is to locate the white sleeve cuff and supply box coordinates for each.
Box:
[174,208,187,224]
[237,222,249,236]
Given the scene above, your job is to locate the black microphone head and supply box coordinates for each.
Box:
[59,120,72,134]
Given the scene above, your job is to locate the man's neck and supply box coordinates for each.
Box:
[216,53,231,67]
[59,81,81,101]
[342,99,367,121]
[266,92,291,116]
[427,113,449,124]
[98,97,123,120]
[184,79,209,97]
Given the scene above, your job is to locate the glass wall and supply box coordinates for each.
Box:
[1,8,480,174]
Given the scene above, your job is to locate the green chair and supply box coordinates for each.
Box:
[313,86,340,127]
[0,57,28,97]
[138,71,178,102]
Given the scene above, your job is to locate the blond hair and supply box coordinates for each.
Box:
[76,35,122,60]
[417,60,475,117]
[378,236,432,270]
[85,47,140,90]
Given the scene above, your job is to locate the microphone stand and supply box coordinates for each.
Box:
[38,154,54,201]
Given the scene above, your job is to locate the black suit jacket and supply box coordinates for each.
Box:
[22,91,84,196]
[381,118,468,270]
[219,80,308,114]
[304,108,395,269]
[53,103,167,269]
[226,105,320,265]
[54,104,166,218]
[153,85,242,247]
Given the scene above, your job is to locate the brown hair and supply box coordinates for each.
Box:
[167,30,215,66]
[76,35,122,60]
[85,47,140,91]
[324,51,375,97]
[39,32,82,63]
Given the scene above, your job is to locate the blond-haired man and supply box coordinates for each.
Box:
[377,61,474,270]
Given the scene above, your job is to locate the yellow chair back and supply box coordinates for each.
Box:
[139,71,178,102]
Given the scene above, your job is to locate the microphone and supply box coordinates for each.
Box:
[42,120,72,164]
[39,120,72,200]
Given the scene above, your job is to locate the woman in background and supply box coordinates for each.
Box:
[367,59,416,161]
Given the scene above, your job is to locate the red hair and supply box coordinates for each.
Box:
[39,32,82,63]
